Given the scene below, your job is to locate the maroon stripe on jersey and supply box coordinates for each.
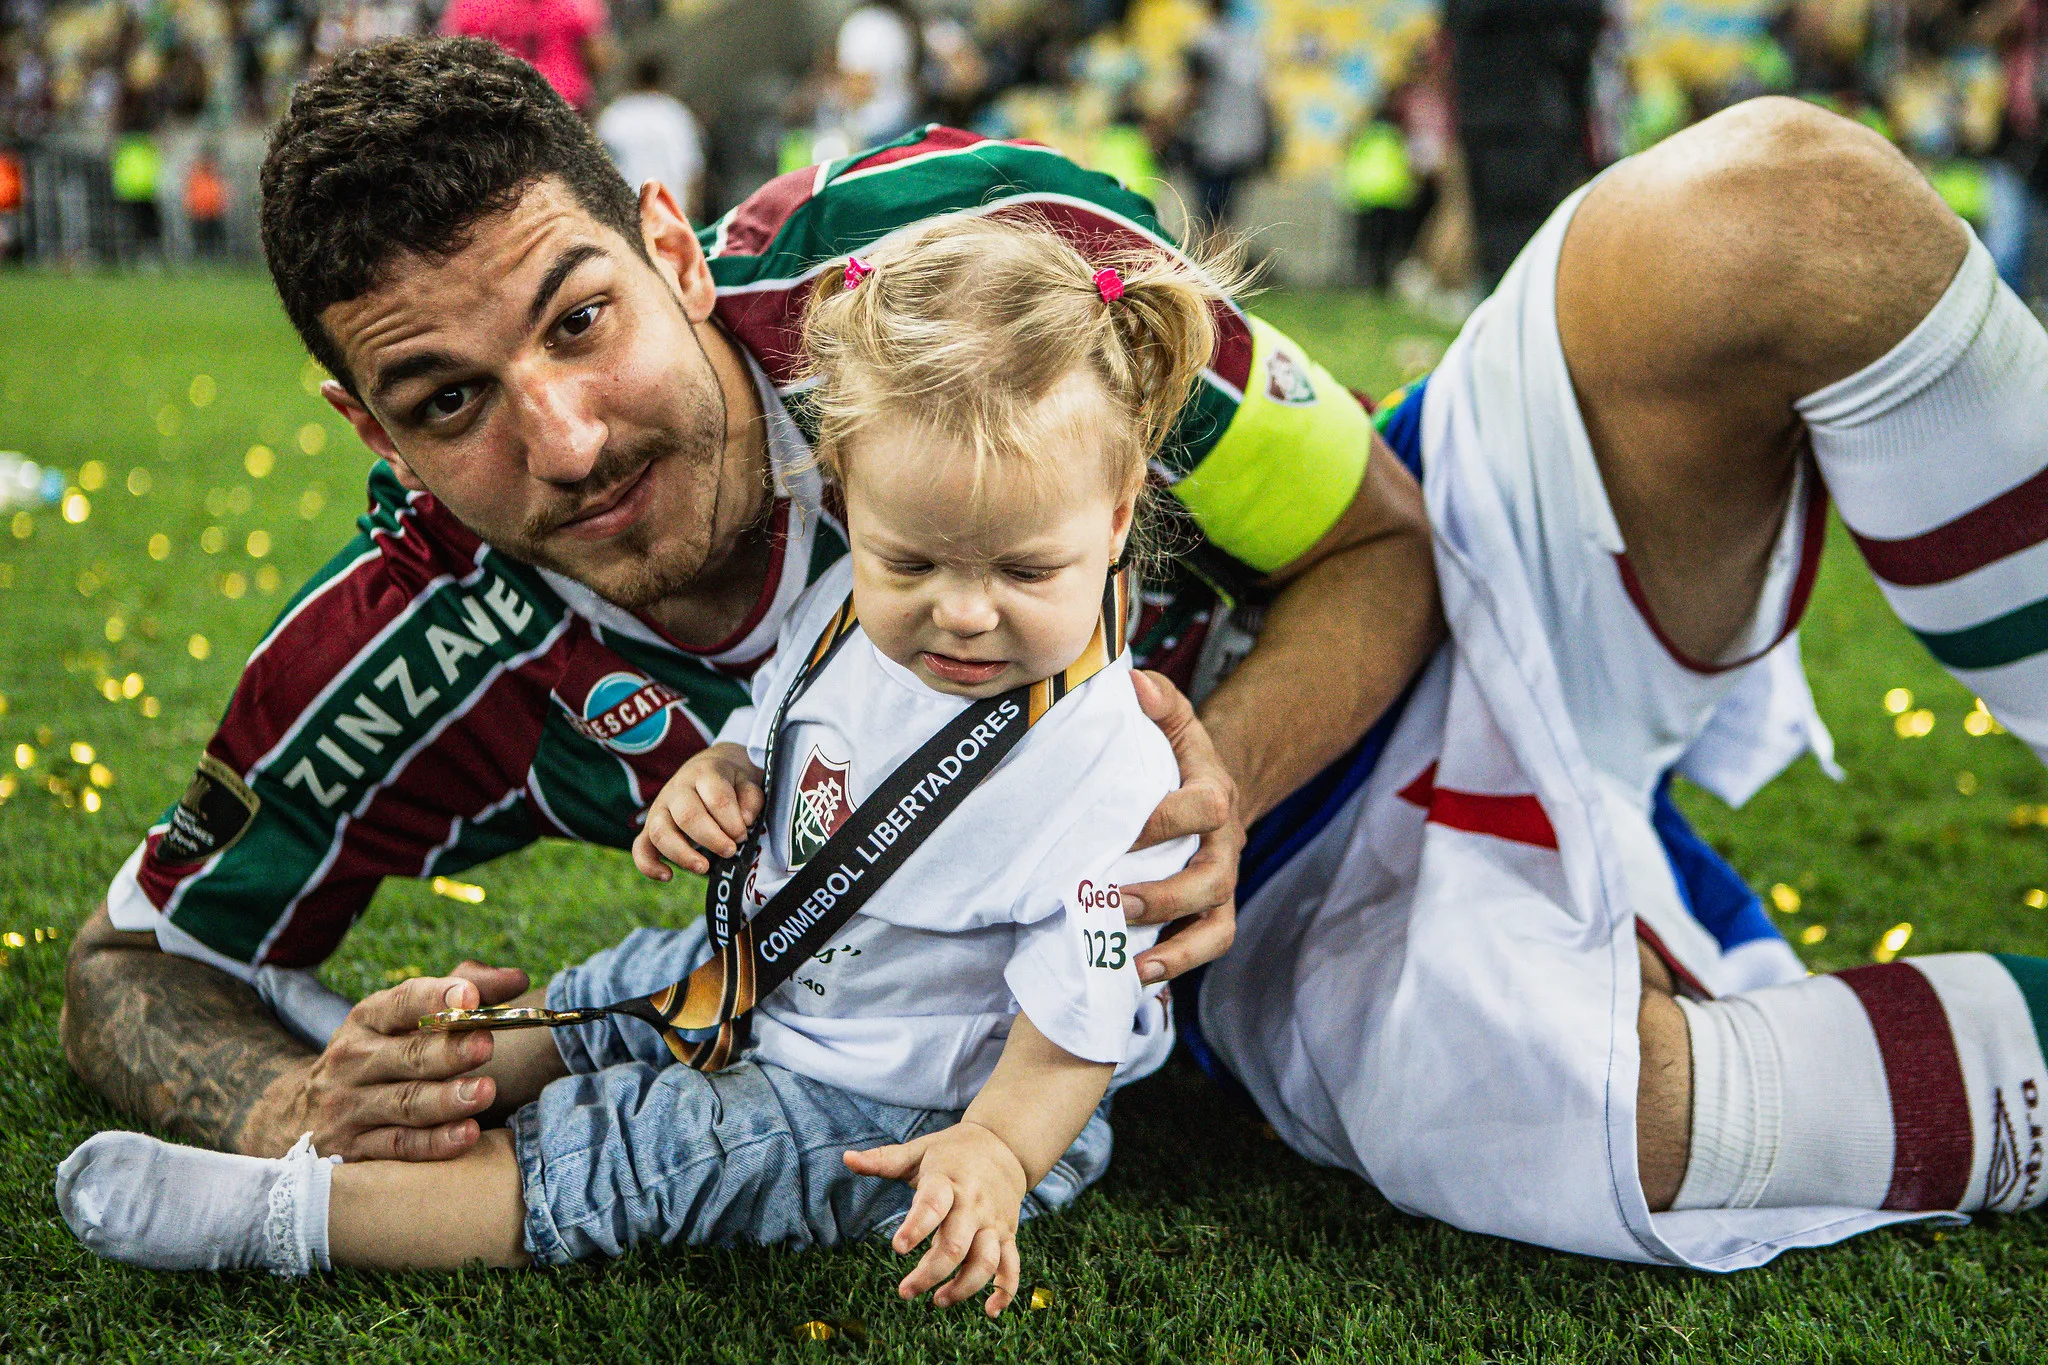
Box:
[1836,962,1974,1211]
[413,491,484,558]
[134,827,203,910]
[257,647,562,966]
[841,127,1044,175]
[715,281,823,387]
[1396,761,1558,850]
[716,166,821,260]
[208,524,451,775]
[1850,461,2048,587]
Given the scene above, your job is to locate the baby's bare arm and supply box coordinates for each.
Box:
[843,1015,1112,1315]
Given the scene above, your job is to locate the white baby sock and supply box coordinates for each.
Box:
[56,1130,336,1275]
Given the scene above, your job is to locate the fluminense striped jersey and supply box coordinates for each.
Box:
[107,125,1379,975]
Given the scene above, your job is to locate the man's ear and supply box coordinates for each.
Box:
[639,181,716,324]
[321,379,426,490]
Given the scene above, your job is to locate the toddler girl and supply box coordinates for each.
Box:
[57,214,1229,1315]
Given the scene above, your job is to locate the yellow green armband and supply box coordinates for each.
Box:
[1168,315,1371,575]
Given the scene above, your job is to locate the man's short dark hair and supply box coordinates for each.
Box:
[259,37,646,395]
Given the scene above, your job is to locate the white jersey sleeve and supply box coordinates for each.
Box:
[1004,805,1194,1065]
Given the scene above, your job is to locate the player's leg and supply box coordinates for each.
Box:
[1561,95,2047,753]
[1636,942,1692,1212]
[1670,955,2048,1215]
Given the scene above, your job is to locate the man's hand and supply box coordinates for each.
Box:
[249,962,529,1161]
[843,1120,1027,1317]
[1123,669,1245,984]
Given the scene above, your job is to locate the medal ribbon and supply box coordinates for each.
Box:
[621,572,1133,1071]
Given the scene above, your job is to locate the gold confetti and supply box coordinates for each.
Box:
[0,775,12,799]
[9,511,29,539]
[99,678,121,702]
[431,876,486,904]
[2025,889,2047,911]
[296,423,328,455]
[82,789,101,813]
[1895,709,1936,739]
[1884,688,1914,715]
[189,374,217,408]
[69,743,93,766]
[78,460,106,491]
[1800,924,1829,945]
[187,634,212,661]
[297,487,326,520]
[126,467,152,496]
[89,764,112,788]
[226,486,252,514]
[792,1321,835,1342]
[61,492,89,524]
[381,965,423,984]
[140,697,161,718]
[1874,923,1914,963]
[1956,771,1978,795]
[2016,805,2040,828]
[122,673,143,699]
[13,744,34,769]
[35,726,50,745]
[1,932,22,949]
[1030,1287,1055,1310]
[31,928,42,944]
[147,533,170,560]
[154,404,180,437]
[200,526,225,554]
[245,445,275,479]
[0,693,7,716]
[1769,883,1802,914]
[104,616,124,643]
[221,571,247,600]
[256,565,281,593]
[246,529,271,558]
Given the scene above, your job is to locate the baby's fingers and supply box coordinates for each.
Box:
[983,1235,1021,1318]
[891,1175,953,1257]
[642,805,710,876]
[630,826,672,881]
[736,779,765,826]
[934,1226,1004,1309]
[695,775,754,848]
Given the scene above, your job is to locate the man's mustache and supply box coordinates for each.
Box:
[523,433,685,541]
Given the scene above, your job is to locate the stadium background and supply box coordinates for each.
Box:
[5,1,2048,1359]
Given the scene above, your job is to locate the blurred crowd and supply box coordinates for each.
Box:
[3,0,2045,311]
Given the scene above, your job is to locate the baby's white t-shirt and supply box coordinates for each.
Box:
[704,558,1194,1110]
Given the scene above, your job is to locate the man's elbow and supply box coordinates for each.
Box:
[60,903,156,1079]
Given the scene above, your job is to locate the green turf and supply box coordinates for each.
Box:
[3,273,2048,1362]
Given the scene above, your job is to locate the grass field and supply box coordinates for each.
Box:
[3,272,2048,1363]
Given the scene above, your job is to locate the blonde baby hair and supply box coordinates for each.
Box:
[797,213,1246,527]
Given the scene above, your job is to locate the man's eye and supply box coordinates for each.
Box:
[559,304,598,338]
[427,387,467,419]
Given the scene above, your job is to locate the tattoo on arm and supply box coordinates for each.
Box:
[62,912,310,1153]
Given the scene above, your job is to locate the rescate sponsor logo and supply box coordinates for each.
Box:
[572,671,681,754]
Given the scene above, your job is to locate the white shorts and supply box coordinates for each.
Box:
[1200,185,1931,1269]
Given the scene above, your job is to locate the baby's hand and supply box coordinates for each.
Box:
[631,743,765,880]
[842,1121,1027,1317]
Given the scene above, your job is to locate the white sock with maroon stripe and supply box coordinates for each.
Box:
[1799,237,2048,763]
[1673,954,2048,1212]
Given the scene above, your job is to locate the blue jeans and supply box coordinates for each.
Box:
[509,924,1116,1265]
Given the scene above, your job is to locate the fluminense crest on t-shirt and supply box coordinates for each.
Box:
[790,745,854,867]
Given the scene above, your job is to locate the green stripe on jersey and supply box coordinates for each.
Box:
[1994,954,2048,1047]
[1915,596,2048,671]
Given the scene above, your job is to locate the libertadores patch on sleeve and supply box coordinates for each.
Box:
[157,754,260,866]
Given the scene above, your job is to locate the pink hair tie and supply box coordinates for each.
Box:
[1093,267,1125,303]
[844,256,874,289]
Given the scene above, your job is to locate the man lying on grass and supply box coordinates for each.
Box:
[62,35,2048,1272]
